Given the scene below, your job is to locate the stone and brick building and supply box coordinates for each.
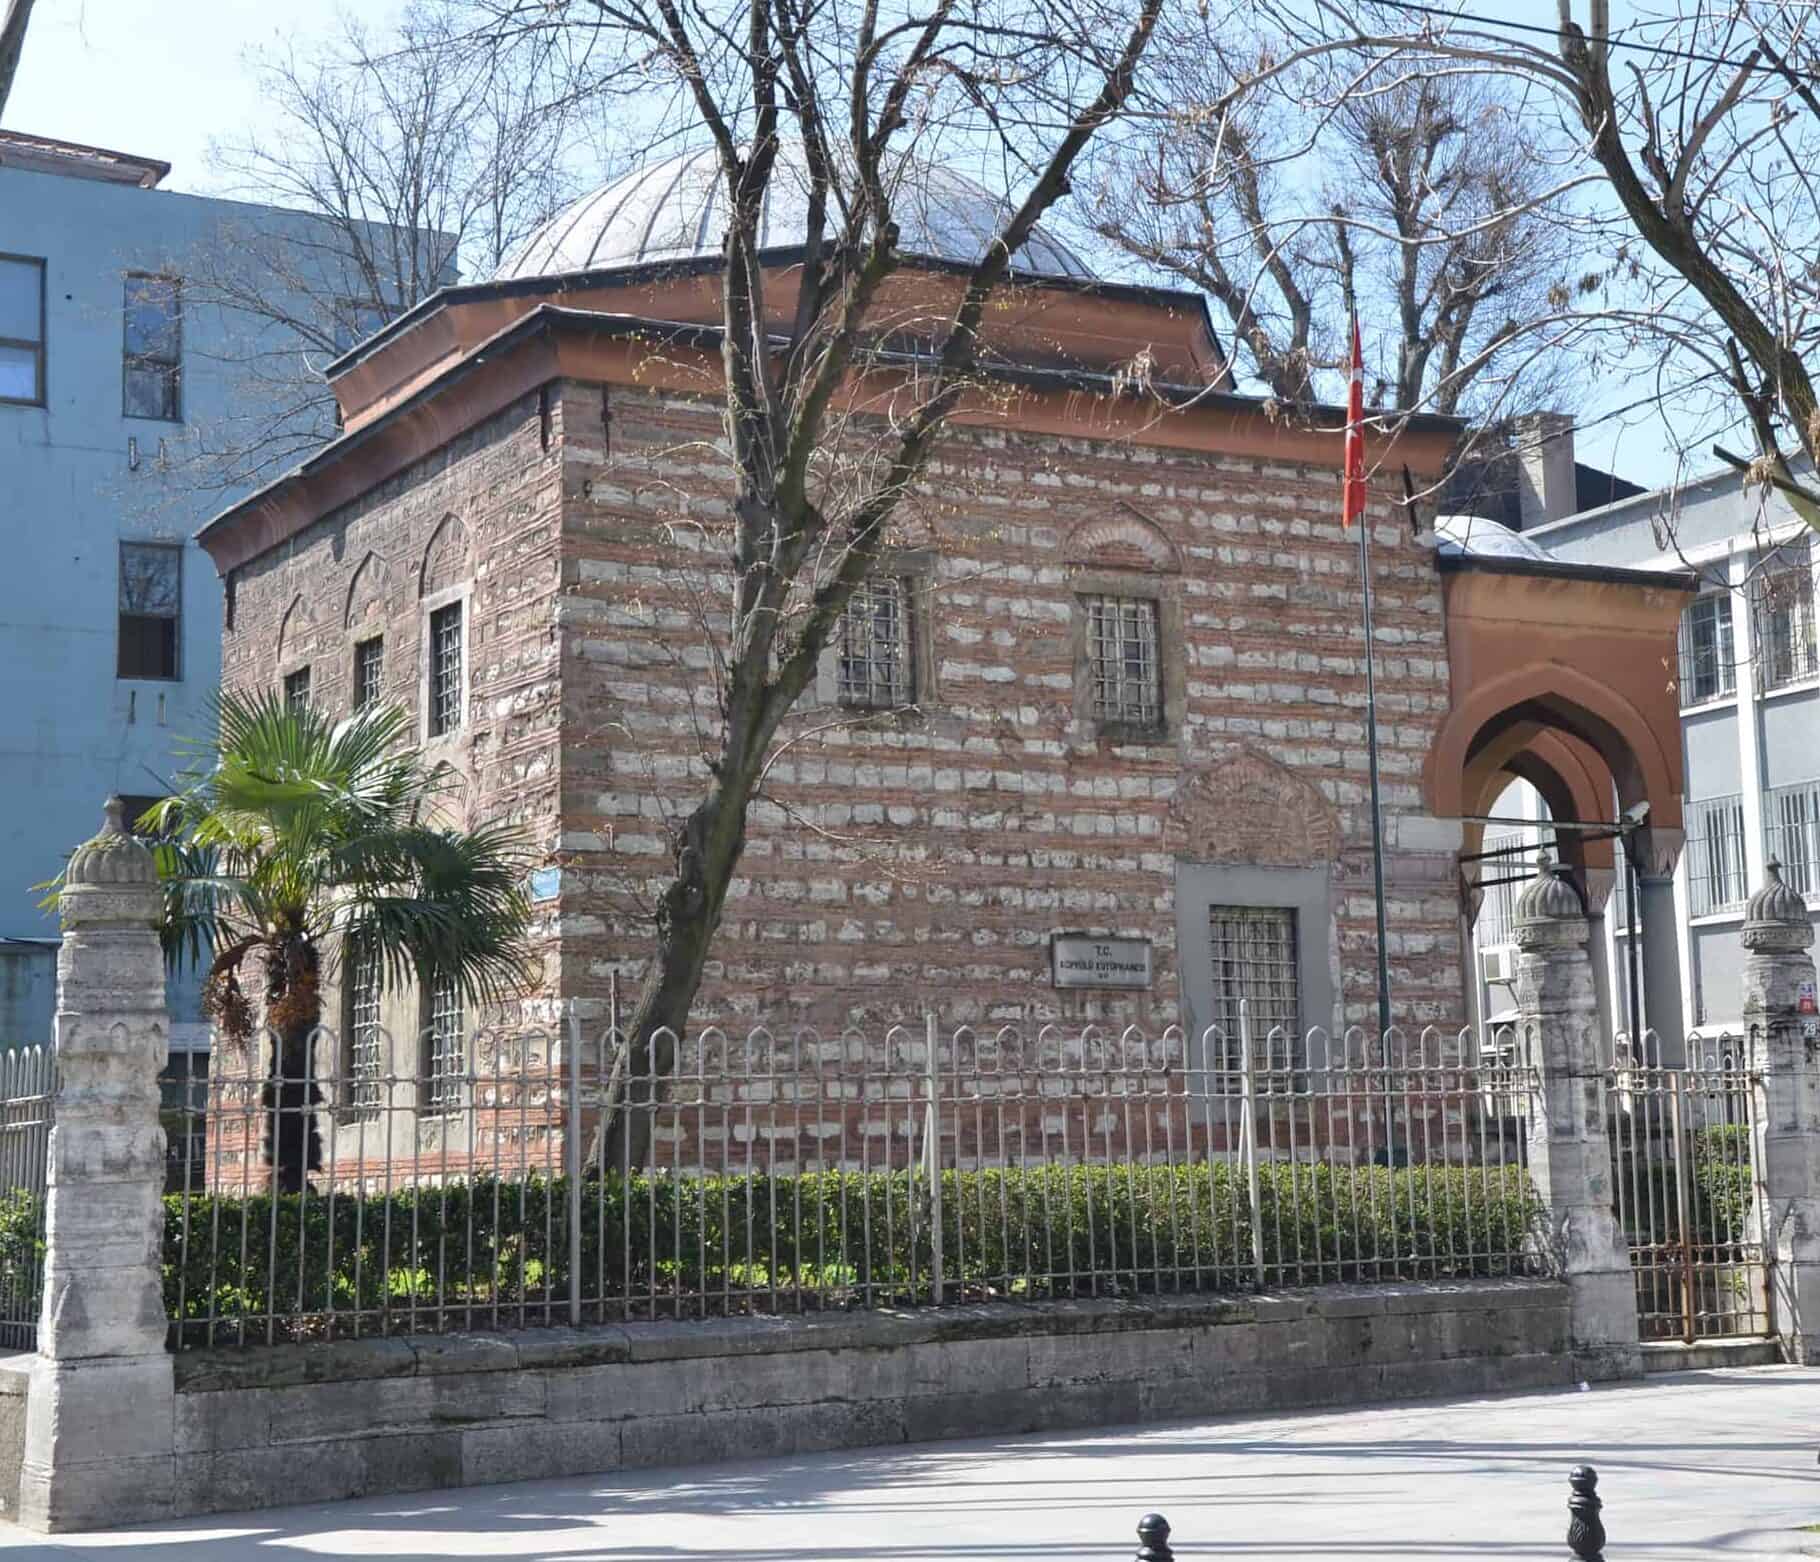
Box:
[196,147,1699,1129]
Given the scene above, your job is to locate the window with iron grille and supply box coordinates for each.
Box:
[0,254,46,406]
[1766,779,1820,900]
[354,636,384,711]
[1678,594,1735,705]
[123,274,181,421]
[837,578,912,708]
[1085,594,1162,730]
[1207,906,1302,1079]
[1687,793,1749,916]
[343,935,384,1118]
[283,665,311,710]
[429,601,464,737]
[1475,831,1526,946]
[422,974,464,1112]
[1757,546,1819,691]
[118,542,182,681]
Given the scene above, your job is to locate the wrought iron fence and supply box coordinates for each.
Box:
[163,1007,1546,1349]
[0,1046,53,1350]
[1607,1029,1767,1342]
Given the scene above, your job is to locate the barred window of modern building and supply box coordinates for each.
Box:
[354,636,384,711]
[284,665,312,710]
[837,577,912,708]
[1766,779,1820,900]
[117,542,181,680]
[1677,593,1735,705]
[422,973,464,1112]
[0,254,45,406]
[123,273,182,422]
[1686,792,1750,917]
[1756,545,1818,691]
[1084,594,1161,730]
[1207,905,1302,1078]
[429,601,464,737]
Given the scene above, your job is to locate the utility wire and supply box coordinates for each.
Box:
[1367,0,1820,82]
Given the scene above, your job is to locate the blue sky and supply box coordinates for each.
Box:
[5,0,1691,492]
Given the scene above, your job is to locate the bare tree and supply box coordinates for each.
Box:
[451,0,1164,1163]
[1243,0,1820,539]
[1090,14,1581,430]
[167,4,591,496]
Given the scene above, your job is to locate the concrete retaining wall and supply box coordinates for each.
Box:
[152,1281,1569,1519]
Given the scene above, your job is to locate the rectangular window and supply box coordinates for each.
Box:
[354,636,384,711]
[1757,547,1819,691]
[423,974,464,1112]
[284,666,312,709]
[123,274,181,421]
[1677,594,1736,705]
[1766,780,1820,900]
[1687,793,1749,917]
[429,601,464,737]
[117,542,181,680]
[1085,594,1162,730]
[1475,831,1527,946]
[1208,905,1302,1080]
[343,935,384,1119]
[0,254,45,405]
[837,578,912,708]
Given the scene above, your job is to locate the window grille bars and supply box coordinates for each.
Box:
[1085,595,1161,728]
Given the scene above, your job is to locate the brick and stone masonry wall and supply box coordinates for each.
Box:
[0,1281,1572,1520]
[214,374,1465,1154]
[554,381,1463,1035]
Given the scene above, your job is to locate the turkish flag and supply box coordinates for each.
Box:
[1343,316,1366,529]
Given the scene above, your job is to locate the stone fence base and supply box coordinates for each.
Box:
[0,1280,1569,1526]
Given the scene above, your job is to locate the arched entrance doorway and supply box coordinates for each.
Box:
[1427,548,1696,1054]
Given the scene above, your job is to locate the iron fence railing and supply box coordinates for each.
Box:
[0,1045,53,1350]
[1608,1028,1767,1343]
[161,1006,1546,1349]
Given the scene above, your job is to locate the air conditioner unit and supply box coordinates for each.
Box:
[1480,946,1515,985]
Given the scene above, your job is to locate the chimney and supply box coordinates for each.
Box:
[1514,411,1576,528]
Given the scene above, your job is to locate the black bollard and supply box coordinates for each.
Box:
[1567,1466,1605,1561]
[1135,1513,1174,1561]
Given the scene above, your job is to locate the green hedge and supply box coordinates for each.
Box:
[159,1162,1542,1345]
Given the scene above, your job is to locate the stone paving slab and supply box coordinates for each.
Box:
[0,1366,1816,1559]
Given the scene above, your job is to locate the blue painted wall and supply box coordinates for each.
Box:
[0,158,341,1042]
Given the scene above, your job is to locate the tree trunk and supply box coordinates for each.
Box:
[262,936,324,1193]
[588,781,750,1175]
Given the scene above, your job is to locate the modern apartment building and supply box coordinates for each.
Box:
[0,129,392,1051]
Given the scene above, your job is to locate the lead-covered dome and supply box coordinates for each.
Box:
[496,142,1096,283]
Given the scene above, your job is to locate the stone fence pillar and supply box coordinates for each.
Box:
[1741,860,1820,1364]
[17,799,175,1530]
[1513,856,1641,1381]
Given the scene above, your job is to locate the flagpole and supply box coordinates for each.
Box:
[1344,316,1393,1036]
[1358,504,1394,1036]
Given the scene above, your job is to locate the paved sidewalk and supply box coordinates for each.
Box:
[0,1366,1815,1559]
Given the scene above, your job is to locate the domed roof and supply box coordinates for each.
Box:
[495,142,1096,284]
[1514,854,1582,925]
[1742,858,1814,949]
[1434,514,1558,563]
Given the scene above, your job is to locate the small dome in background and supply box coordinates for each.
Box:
[495,141,1097,284]
[64,796,157,889]
[1742,858,1813,943]
[1433,514,1559,563]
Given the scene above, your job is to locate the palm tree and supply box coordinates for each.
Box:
[142,690,535,1192]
